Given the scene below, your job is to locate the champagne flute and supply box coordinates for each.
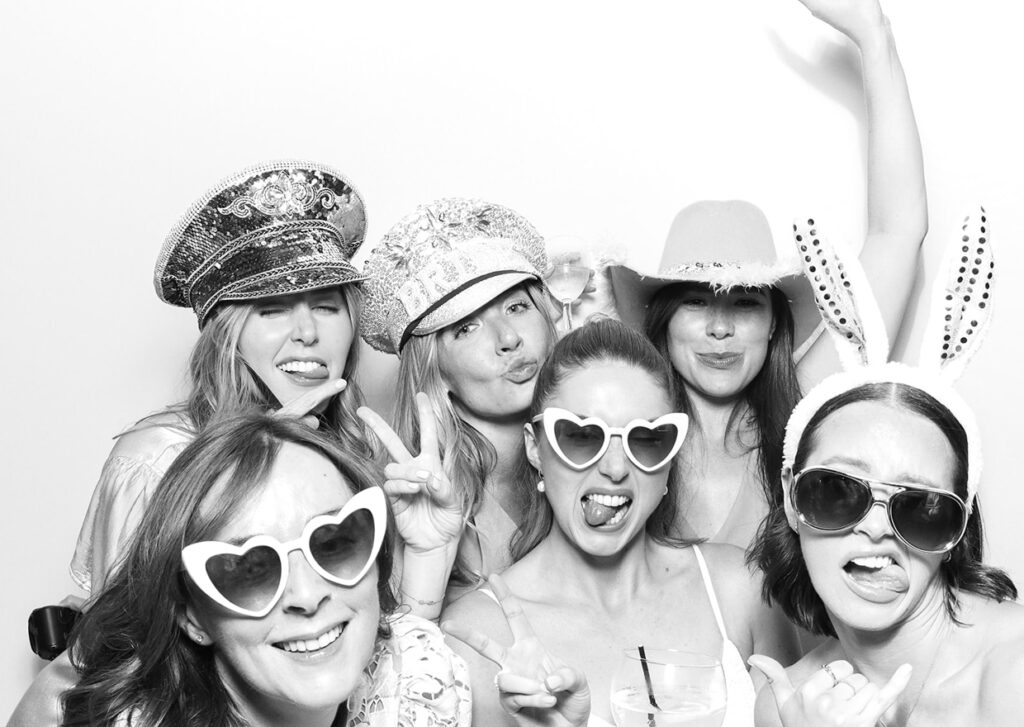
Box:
[545,263,591,330]
[610,648,727,727]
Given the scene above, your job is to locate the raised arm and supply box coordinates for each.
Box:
[798,0,927,380]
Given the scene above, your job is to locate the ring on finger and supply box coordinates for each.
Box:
[820,662,839,688]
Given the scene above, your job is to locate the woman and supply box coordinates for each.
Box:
[748,212,1024,725]
[10,414,471,726]
[444,319,799,726]
[750,380,1023,726]
[72,160,371,595]
[606,0,927,548]
[360,197,557,595]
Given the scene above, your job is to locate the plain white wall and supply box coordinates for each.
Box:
[3,0,1023,716]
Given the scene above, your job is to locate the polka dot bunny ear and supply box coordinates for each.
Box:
[792,218,888,370]
[918,207,995,382]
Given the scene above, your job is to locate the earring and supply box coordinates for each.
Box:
[662,486,669,497]
[194,633,204,644]
[536,480,546,493]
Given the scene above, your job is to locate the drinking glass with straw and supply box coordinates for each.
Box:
[610,647,727,727]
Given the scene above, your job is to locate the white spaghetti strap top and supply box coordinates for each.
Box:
[692,545,757,727]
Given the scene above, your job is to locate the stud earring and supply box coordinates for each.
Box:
[194,634,204,643]
[537,480,546,493]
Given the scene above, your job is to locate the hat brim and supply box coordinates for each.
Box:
[206,263,366,323]
[409,271,541,341]
[606,262,820,351]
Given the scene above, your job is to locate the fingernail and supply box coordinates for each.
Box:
[335,379,347,389]
[545,675,563,692]
[416,469,432,480]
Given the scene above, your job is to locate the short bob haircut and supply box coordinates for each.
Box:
[62,413,397,727]
[510,317,693,560]
[751,382,1016,637]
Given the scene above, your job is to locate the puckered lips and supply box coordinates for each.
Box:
[503,357,539,384]
[841,546,909,604]
[272,620,347,657]
[276,356,330,384]
[581,489,633,528]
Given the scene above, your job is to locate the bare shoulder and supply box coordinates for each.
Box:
[975,599,1024,720]
[693,542,762,604]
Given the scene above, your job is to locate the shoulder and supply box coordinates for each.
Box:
[691,543,761,604]
[7,651,78,727]
[442,586,509,640]
[107,412,193,464]
[974,599,1024,719]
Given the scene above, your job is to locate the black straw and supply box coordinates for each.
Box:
[638,644,659,726]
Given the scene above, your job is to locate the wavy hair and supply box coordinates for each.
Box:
[393,281,555,587]
[644,283,801,507]
[151,285,371,459]
[61,413,396,727]
[510,317,694,560]
[750,382,1017,637]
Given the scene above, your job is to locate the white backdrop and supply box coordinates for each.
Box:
[3,0,1023,716]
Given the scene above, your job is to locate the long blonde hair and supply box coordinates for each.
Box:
[156,285,371,459]
[393,281,555,585]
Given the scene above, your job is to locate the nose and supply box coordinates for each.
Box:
[495,320,523,354]
[290,304,318,345]
[853,500,894,542]
[706,305,734,340]
[280,551,330,615]
[597,435,630,484]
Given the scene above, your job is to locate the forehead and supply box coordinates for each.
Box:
[209,442,354,541]
[548,360,671,422]
[804,401,956,490]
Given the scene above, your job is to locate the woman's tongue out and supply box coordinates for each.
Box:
[582,493,631,527]
[844,555,909,595]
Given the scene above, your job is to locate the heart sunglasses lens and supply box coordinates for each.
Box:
[206,545,282,613]
[795,470,873,530]
[309,508,377,581]
[890,490,965,552]
[552,419,607,465]
[625,423,680,468]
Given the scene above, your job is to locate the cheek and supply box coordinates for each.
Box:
[238,320,280,365]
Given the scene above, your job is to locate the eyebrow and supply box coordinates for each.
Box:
[816,456,941,489]
[220,504,346,545]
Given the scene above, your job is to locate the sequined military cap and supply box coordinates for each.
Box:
[361,198,548,354]
[155,160,367,325]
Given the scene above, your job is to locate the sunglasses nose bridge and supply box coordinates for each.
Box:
[853,498,895,540]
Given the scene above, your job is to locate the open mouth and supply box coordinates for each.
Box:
[842,555,907,593]
[273,622,345,654]
[581,493,632,528]
[277,359,329,381]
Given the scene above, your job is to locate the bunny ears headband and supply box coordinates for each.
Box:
[782,209,994,527]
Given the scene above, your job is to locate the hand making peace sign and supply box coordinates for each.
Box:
[357,392,465,554]
[444,574,591,727]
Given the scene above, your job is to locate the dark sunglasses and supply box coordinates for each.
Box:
[792,467,968,553]
[182,488,385,617]
[532,407,689,472]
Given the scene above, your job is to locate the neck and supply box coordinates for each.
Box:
[456,407,528,485]
[535,526,655,610]
[831,584,952,723]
